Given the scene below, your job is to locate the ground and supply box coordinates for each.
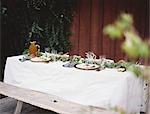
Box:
[0,97,57,114]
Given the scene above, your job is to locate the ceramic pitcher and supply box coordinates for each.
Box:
[29,41,40,57]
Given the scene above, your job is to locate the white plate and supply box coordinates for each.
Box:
[75,63,100,70]
[30,57,50,62]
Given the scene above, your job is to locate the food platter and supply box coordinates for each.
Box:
[75,63,100,70]
[117,66,126,72]
[30,57,50,63]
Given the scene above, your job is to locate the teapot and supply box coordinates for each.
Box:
[29,41,40,57]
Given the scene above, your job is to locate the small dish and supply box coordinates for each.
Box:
[30,57,50,63]
[75,63,100,70]
[117,66,126,72]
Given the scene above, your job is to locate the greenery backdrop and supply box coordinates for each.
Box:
[2,0,76,53]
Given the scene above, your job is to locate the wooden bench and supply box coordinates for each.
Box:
[0,82,116,114]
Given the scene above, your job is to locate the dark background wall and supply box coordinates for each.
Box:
[69,0,150,61]
[1,0,150,80]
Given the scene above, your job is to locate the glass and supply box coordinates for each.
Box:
[85,52,96,64]
[99,55,106,68]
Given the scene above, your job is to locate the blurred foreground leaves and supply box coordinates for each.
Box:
[103,13,150,80]
[103,13,150,59]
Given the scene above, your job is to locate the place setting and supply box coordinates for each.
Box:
[19,45,129,73]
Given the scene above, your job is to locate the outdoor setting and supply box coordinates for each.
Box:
[0,0,150,114]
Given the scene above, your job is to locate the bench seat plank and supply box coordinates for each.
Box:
[0,82,116,114]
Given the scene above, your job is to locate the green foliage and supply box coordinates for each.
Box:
[103,25,122,39]
[24,0,76,53]
[2,0,76,53]
[102,61,116,68]
[127,65,142,77]
[22,49,29,55]
[117,13,133,30]
[115,60,133,68]
[122,32,150,58]
[98,60,143,77]
[103,13,150,79]
[115,60,143,77]
[103,13,150,59]
[103,13,133,39]
[31,22,44,37]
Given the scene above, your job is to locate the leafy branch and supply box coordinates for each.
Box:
[103,13,150,80]
[103,13,150,58]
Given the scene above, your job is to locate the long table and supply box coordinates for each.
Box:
[2,55,149,114]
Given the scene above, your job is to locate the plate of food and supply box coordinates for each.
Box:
[117,66,126,72]
[75,63,100,70]
[30,57,51,63]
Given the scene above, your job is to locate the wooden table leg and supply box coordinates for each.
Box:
[14,100,23,114]
[146,83,150,114]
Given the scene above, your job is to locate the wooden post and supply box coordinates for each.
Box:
[146,83,150,114]
[14,100,23,114]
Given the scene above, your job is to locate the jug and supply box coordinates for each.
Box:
[29,41,40,57]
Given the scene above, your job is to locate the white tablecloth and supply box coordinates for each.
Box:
[4,56,144,114]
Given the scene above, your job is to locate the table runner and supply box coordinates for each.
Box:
[4,55,145,114]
